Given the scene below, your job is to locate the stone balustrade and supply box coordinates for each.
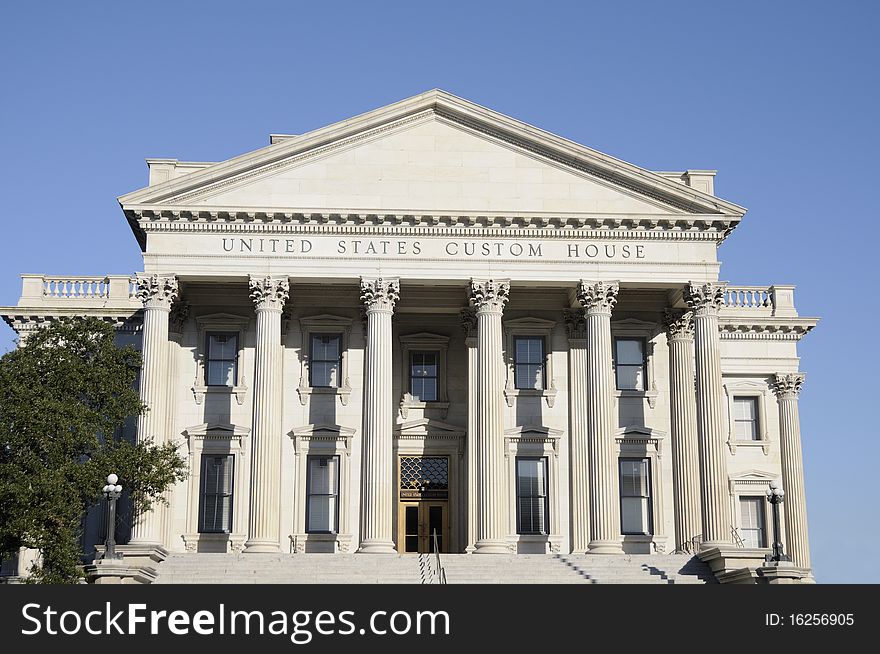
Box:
[19,274,139,307]
[721,285,798,318]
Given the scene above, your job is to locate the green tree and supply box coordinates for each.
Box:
[0,316,187,583]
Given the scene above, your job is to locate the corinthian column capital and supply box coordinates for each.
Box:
[577,280,619,315]
[459,307,477,337]
[135,274,178,310]
[684,282,726,315]
[664,309,694,341]
[563,308,588,340]
[249,275,290,311]
[773,372,806,399]
[468,278,510,314]
[360,277,400,312]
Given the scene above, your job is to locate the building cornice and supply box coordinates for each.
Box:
[718,317,818,341]
[124,207,739,245]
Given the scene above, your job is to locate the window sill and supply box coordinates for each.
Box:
[614,388,659,408]
[288,533,353,554]
[509,533,564,554]
[399,396,449,419]
[728,439,771,455]
[297,381,352,406]
[192,384,248,406]
[182,532,246,553]
[504,383,558,408]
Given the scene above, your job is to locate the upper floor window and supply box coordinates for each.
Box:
[614,337,646,391]
[410,351,439,401]
[205,332,239,387]
[309,333,342,388]
[739,496,767,548]
[619,458,652,535]
[514,336,545,390]
[733,397,760,441]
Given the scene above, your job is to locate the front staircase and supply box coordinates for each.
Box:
[153,552,715,584]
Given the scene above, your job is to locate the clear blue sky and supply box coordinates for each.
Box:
[1,1,876,582]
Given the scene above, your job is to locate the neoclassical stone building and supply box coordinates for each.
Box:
[1,90,817,581]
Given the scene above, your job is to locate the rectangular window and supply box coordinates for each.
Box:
[205,332,238,387]
[516,457,549,535]
[199,455,234,533]
[733,397,760,440]
[410,351,439,401]
[306,456,339,533]
[619,458,652,535]
[514,336,545,390]
[740,496,767,548]
[309,333,342,388]
[614,337,646,391]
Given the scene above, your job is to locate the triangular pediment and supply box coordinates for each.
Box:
[120,90,744,220]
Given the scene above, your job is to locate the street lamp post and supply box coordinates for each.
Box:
[102,474,123,560]
[765,480,791,564]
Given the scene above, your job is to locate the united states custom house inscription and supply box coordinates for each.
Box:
[220,237,647,260]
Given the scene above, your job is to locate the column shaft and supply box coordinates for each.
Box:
[773,373,811,568]
[579,281,623,554]
[130,274,177,546]
[469,279,510,554]
[358,278,399,553]
[565,310,590,553]
[686,283,731,546]
[665,310,702,552]
[244,276,288,553]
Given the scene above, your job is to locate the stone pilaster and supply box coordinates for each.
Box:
[468,279,510,554]
[244,275,289,553]
[664,309,702,552]
[684,282,731,547]
[130,273,178,546]
[358,277,400,553]
[564,308,591,553]
[460,308,478,553]
[772,373,811,569]
[577,281,623,554]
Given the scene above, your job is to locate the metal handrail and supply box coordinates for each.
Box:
[431,529,447,584]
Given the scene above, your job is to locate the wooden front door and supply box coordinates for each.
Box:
[398,500,448,553]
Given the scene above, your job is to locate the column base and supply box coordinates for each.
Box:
[473,539,510,554]
[588,539,624,554]
[243,540,280,553]
[357,540,397,554]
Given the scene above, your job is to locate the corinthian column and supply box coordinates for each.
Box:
[684,282,731,547]
[578,281,623,554]
[564,308,591,553]
[244,275,289,553]
[772,373,811,569]
[130,273,178,546]
[461,308,478,553]
[358,277,400,553]
[468,279,510,554]
[664,309,702,552]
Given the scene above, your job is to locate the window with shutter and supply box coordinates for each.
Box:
[739,496,767,548]
[199,455,234,533]
[733,397,760,440]
[516,457,549,534]
[619,458,652,535]
[306,456,340,533]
